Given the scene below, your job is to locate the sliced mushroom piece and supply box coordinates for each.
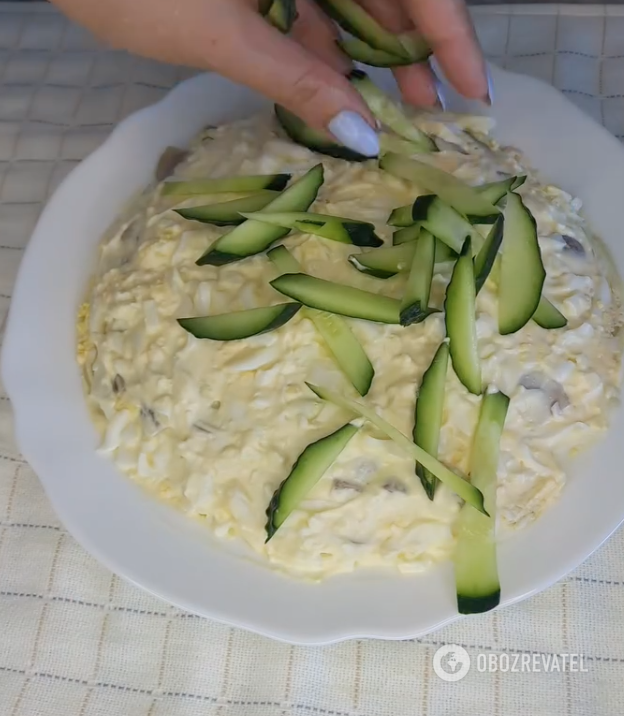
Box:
[155,146,190,182]
[140,405,161,435]
[111,374,125,394]
[382,479,408,493]
[332,479,364,492]
[193,422,213,435]
[559,234,586,256]
[519,372,570,411]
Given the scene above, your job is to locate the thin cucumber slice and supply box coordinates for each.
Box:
[306,383,487,513]
[275,104,370,161]
[393,224,420,244]
[400,229,438,326]
[271,273,401,324]
[197,164,324,265]
[392,225,457,261]
[177,303,300,341]
[268,247,375,395]
[265,423,358,540]
[488,257,566,330]
[412,195,480,254]
[379,153,499,219]
[414,342,449,500]
[259,0,298,33]
[312,312,375,396]
[162,174,291,196]
[175,191,279,226]
[349,71,436,151]
[434,240,457,264]
[498,192,546,335]
[454,390,509,614]
[315,0,423,60]
[349,243,416,278]
[474,214,504,294]
[242,211,382,247]
[380,134,432,156]
[388,204,414,228]
[476,175,526,205]
[337,38,412,67]
[445,239,482,395]
[350,239,455,278]
[532,296,567,329]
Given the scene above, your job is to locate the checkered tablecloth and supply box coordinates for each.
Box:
[2,4,624,716]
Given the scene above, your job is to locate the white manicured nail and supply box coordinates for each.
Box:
[485,64,494,105]
[328,111,379,157]
[433,75,448,111]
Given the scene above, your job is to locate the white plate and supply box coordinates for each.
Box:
[3,66,624,645]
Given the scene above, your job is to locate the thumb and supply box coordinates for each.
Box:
[196,4,380,157]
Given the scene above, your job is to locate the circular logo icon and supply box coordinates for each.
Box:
[432,645,471,682]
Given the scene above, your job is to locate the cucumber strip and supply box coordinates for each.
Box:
[400,229,437,326]
[380,134,431,157]
[337,38,412,67]
[474,214,504,294]
[412,195,481,254]
[349,243,416,278]
[162,174,291,196]
[379,153,499,219]
[445,239,482,395]
[312,311,375,396]
[242,211,382,247]
[434,240,458,264]
[349,71,436,151]
[293,220,381,248]
[392,225,457,261]
[259,0,298,33]
[177,303,301,341]
[498,192,546,335]
[454,390,509,614]
[175,191,280,226]
[532,296,567,329]
[306,383,487,513]
[350,239,455,278]
[268,247,374,396]
[392,224,420,244]
[388,204,414,227]
[414,342,449,500]
[271,273,401,324]
[265,423,358,540]
[488,257,566,330]
[275,104,370,161]
[197,164,324,266]
[476,175,526,205]
[315,0,423,60]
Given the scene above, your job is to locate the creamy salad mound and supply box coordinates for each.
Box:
[77,108,623,580]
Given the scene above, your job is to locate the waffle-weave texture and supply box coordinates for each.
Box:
[1,4,624,715]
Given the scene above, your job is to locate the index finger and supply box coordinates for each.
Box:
[402,0,488,101]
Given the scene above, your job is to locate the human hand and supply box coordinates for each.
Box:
[51,0,488,157]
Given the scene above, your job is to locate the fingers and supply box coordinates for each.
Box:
[401,0,488,100]
[291,0,352,74]
[357,0,437,107]
[394,64,437,106]
[203,4,379,155]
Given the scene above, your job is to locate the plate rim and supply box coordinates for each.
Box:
[3,64,624,645]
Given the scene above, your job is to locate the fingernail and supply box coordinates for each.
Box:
[328,111,379,157]
[483,64,494,106]
[433,75,447,111]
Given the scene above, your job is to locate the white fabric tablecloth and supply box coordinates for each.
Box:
[2,4,624,715]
